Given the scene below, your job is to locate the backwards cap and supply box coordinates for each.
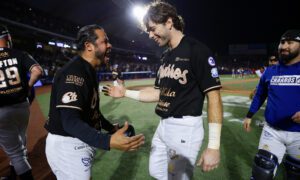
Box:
[281,29,300,42]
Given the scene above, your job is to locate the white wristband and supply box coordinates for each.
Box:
[125,90,140,100]
[207,123,222,150]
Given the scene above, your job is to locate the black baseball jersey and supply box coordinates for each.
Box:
[154,36,221,118]
[45,56,101,136]
[0,47,39,107]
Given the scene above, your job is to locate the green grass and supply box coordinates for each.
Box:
[36,76,285,180]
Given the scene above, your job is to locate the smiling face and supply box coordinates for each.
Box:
[146,20,172,47]
[278,40,300,64]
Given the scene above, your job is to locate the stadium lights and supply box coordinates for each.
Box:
[63,43,71,48]
[48,41,55,46]
[132,5,147,23]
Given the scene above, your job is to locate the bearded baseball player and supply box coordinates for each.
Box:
[103,2,223,180]
[44,24,144,180]
[243,29,300,179]
[0,25,43,180]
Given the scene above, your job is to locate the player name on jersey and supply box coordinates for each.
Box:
[0,58,18,68]
[160,87,176,97]
[158,63,188,85]
[270,75,300,86]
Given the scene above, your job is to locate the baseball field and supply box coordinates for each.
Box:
[0,75,286,179]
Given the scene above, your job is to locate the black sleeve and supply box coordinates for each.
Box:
[99,113,115,133]
[190,43,221,93]
[20,51,39,72]
[55,73,86,110]
[60,108,111,150]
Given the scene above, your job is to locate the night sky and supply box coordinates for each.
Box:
[21,0,299,54]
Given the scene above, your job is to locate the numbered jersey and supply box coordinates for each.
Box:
[0,48,38,106]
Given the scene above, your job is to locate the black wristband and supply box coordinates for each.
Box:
[246,111,254,118]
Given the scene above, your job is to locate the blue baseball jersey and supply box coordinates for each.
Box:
[248,61,300,131]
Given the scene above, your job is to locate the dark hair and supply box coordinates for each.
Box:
[76,24,103,51]
[143,1,185,32]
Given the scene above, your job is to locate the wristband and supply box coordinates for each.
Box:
[125,90,140,100]
[208,123,222,149]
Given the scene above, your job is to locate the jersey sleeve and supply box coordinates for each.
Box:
[55,72,87,111]
[190,43,221,93]
[246,70,269,118]
[20,51,40,72]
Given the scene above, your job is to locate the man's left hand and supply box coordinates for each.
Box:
[196,148,220,172]
[292,111,300,123]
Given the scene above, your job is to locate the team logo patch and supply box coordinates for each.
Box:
[175,57,190,62]
[65,75,84,86]
[263,131,273,138]
[62,92,78,103]
[81,157,92,167]
[211,68,219,78]
[208,57,216,66]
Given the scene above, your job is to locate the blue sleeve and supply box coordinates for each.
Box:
[246,73,268,118]
[60,108,111,150]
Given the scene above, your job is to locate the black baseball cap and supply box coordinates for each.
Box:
[0,25,10,39]
[281,29,300,42]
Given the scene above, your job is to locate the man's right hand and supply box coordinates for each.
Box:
[110,122,145,151]
[102,84,126,98]
[243,118,252,132]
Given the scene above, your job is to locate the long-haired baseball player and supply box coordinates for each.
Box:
[0,25,43,180]
[103,2,223,179]
[44,24,145,180]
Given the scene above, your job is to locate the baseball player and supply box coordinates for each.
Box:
[111,64,124,86]
[0,25,43,179]
[249,55,279,100]
[103,2,223,180]
[243,29,300,179]
[44,24,144,180]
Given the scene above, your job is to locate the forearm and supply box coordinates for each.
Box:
[125,87,160,102]
[60,109,111,150]
[207,90,223,124]
[206,90,223,149]
[99,113,114,132]
[28,65,43,88]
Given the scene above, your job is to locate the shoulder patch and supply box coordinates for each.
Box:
[211,68,219,78]
[208,57,216,66]
[62,92,78,103]
[65,75,85,86]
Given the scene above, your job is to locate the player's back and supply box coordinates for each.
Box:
[0,48,34,106]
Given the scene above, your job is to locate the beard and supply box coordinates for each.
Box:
[94,50,106,66]
[278,50,299,64]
